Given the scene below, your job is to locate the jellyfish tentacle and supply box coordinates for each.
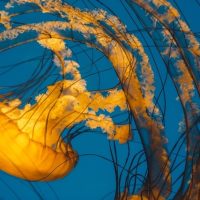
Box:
[126,0,200,94]
[125,0,200,199]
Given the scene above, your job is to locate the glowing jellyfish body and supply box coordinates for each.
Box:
[0,103,77,181]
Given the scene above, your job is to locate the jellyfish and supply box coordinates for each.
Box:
[0,0,199,200]
[0,33,129,181]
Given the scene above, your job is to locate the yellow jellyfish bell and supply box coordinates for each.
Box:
[126,195,164,200]
[127,196,148,200]
[0,94,78,181]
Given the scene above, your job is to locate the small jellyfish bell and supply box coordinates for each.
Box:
[0,101,78,181]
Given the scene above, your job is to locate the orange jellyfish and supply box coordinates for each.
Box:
[0,90,78,181]
[0,0,168,196]
[0,33,129,182]
[0,0,199,200]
